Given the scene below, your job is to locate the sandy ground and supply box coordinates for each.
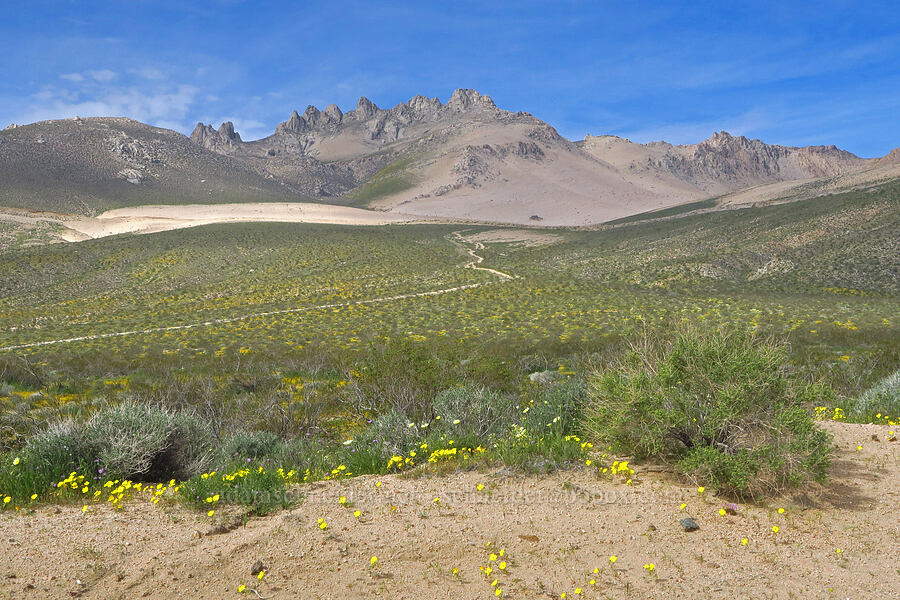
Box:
[1,422,896,600]
[66,203,430,239]
[459,229,564,247]
[0,203,436,245]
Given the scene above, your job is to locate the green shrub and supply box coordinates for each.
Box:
[521,379,587,439]
[21,420,93,475]
[849,368,900,421]
[431,385,517,440]
[178,463,295,516]
[219,431,283,462]
[586,328,832,498]
[356,409,420,459]
[0,421,94,504]
[84,403,215,480]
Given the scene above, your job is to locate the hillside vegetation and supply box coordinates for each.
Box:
[1,181,896,450]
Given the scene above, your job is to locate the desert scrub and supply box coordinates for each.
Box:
[585,328,832,498]
[84,403,215,481]
[218,430,283,462]
[430,385,518,440]
[0,403,215,504]
[0,421,92,505]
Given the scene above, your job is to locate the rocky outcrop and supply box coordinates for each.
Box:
[876,147,900,167]
[117,168,145,185]
[190,121,242,153]
[108,133,158,163]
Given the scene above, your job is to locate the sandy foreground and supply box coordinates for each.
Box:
[0,422,896,599]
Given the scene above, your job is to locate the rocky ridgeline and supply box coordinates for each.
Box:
[191,89,504,154]
[589,131,870,192]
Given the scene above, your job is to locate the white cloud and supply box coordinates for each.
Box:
[86,69,118,82]
[132,67,166,80]
[60,72,84,82]
[20,84,200,132]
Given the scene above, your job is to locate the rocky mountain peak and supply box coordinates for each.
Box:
[355,96,379,119]
[701,131,751,149]
[191,121,241,152]
[190,122,216,142]
[278,110,305,133]
[876,147,900,166]
[217,121,241,142]
[446,88,495,111]
[324,104,343,121]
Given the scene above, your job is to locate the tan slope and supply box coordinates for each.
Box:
[361,121,700,226]
[715,161,900,207]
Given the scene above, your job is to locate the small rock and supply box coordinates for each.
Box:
[528,370,560,384]
[680,517,700,532]
[250,559,265,577]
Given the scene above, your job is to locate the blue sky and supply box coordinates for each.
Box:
[2,0,898,157]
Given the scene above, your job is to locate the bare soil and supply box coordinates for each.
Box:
[1,422,896,599]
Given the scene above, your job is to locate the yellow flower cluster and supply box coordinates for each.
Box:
[32,472,184,511]
[323,464,351,481]
[386,442,486,472]
[479,543,508,596]
[813,406,896,426]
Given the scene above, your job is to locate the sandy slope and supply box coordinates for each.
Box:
[1,422,896,600]
[369,121,698,226]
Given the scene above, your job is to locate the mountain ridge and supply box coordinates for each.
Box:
[2,89,895,224]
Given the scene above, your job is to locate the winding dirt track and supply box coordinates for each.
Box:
[0,232,514,352]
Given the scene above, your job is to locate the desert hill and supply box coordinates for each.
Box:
[580,131,872,198]
[0,117,307,215]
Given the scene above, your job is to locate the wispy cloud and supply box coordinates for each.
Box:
[1,2,898,155]
[618,110,772,145]
[85,69,117,82]
[17,73,200,132]
[131,66,166,80]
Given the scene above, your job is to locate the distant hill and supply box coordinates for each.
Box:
[579,131,872,197]
[0,117,307,215]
